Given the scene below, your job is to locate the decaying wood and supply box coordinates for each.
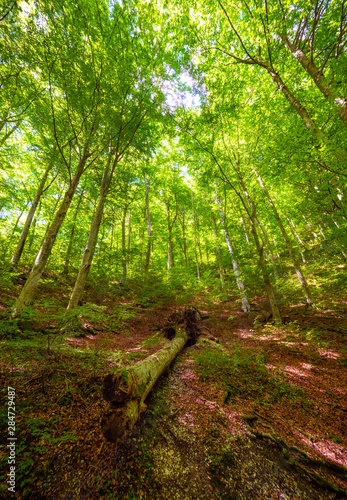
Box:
[101,307,203,442]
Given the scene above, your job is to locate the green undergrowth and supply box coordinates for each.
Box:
[0,333,123,379]
[193,345,309,407]
[0,410,78,498]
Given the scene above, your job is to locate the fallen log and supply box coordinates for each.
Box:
[101,307,201,442]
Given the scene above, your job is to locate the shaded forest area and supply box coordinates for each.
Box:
[0,0,347,498]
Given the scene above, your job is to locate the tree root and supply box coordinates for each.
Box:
[243,414,347,497]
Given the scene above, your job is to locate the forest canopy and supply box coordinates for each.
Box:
[0,0,346,316]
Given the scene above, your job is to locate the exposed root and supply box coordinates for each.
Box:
[163,306,202,345]
[243,414,347,497]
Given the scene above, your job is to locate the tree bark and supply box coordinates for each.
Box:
[10,204,28,239]
[27,216,37,253]
[67,158,114,310]
[102,327,188,442]
[233,169,282,323]
[252,167,315,307]
[144,176,151,275]
[166,198,177,271]
[261,61,324,139]
[240,214,251,247]
[62,188,85,276]
[211,210,224,288]
[245,204,282,324]
[122,206,128,281]
[191,192,201,279]
[282,38,347,129]
[11,163,54,266]
[179,212,188,266]
[215,192,250,313]
[255,215,279,281]
[0,121,21,148]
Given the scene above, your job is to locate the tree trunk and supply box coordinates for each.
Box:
[27,216,37,253]
[144,176,151,274]
[197,217,204,264]
[211,210,224,288]
[215,192,250,313]
[10,204,28,239]
[252,167,315,307]
[285,216,306,264]
[67,160,113,310]
[165,196,177,272]
[167,231,174,270]
[62,189,85,276]
[240,214,251,247]
[102,327,188,442]
[11,163,53,266]
[179,213,188,267]
[102,307,203,442]
[109,222,114,251]
[13,151,89,314]
[122,207,127,282]
[255,215,279,281]
[247,207,282,325]
[0,121,21,148]
[127,209,131,252]
[261,61,324,139]
[283,38,347,129]
[191,192,201,279]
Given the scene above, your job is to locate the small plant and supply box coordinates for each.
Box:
[193,345,307,405]
[330,435,342,444]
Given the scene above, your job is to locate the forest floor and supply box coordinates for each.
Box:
[1,269,347,499]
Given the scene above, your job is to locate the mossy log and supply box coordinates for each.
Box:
[102,327,188,442]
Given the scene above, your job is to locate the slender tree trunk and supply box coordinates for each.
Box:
[166,200,177,271]
[10,204,28,238]
[179,213,188,267]
[255,215,279,281]
[211,210,224,288]
[286,217,306,264]
[122,207,127,282]
[262,61,324,139]
[144,177,151,275]
[215,192,250,313]
[41,181,67,242]
[232,173,281,322]
[27,216,37,253]
[191,192,201,280]
[194,247,200,280]
[67,164,112,310]
[110,222,114,251]
[62,188,85,276]
[0,121,21,148]
[97,220,105,274]
[13,151,90,314]
[11,163,54,266]
[196,217,204,264]
[252,167,315,307]
[240,214,251,247]
[127,209,131,251]
[283,38,347,129]
[167,231,174,270]
[249,208,282,324]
